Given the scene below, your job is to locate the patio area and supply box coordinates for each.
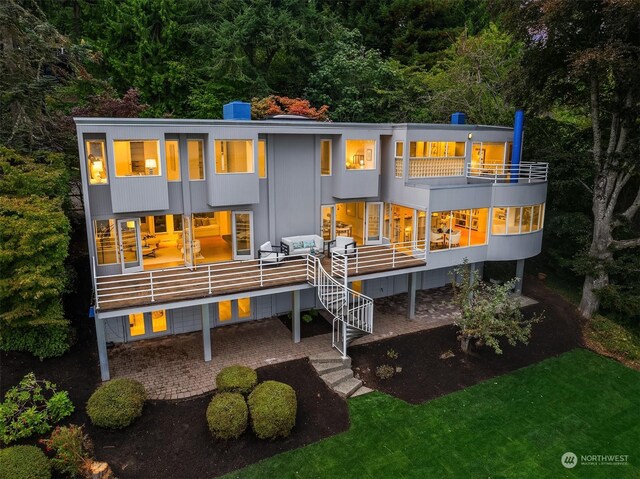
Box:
[109,287,464,399]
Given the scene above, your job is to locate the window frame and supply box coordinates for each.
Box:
[188,139,206,181]
[345,139,376,171]
[86,139,109,185]
[321,139,332,176]
[394,141,404,178]
[214,139,255,175]
[113,139,162,178]
[491,204,546,236]
[258,139,267,179]
[165,139,181,182]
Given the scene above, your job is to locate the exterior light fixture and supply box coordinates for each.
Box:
[126,220,135,229]
[468,133,473,140]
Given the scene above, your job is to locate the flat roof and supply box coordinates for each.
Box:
[74,117,513,132]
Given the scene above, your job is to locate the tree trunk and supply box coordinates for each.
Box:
[460,335,471,354]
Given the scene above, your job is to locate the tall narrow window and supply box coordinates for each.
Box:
[395,141,404,178]
[321,140,332,176]
[165,140,180,181]
[94,219,118,265]
[86,140,108,184]
[214,140,254,174]
[114,140,160,177]
[151,310,167,332]
[258,139,267,178]
[153,215,167,234]
[188,140,204,180]
[129,313,145,336]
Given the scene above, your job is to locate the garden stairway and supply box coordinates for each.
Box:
[310,255,374,358]
[309,350,373,398]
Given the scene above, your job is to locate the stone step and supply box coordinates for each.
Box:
[311,361,345,375]
[350,386,373,398]
[309,350,351,367]
[334,377,363,398]
[321,367,353,387]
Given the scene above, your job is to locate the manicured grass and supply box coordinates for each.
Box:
[224,349,640,478]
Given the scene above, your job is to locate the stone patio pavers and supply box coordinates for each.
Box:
[110,287,462,399]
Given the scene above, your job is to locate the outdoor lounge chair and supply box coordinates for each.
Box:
[328,236,357,256]
[258,241,286,264]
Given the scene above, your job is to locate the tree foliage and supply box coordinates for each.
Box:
[0,147,71,358]
[451,261,542,355]
[251,96,329,121]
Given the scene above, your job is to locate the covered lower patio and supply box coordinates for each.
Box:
[108,288,461,399]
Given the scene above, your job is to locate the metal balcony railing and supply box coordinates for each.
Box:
[466,161,549,183]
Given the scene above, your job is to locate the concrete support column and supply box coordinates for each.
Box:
[202,303,212,362]
[407,272,417,319]
[515,259,525,294]
[292,290,301,343]
[94,314,110,381]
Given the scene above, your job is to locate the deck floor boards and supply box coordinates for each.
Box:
[96,246,425,312]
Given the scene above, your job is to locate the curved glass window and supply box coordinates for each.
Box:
[492,204,544,235]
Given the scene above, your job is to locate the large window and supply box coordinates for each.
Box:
[94,219,118,265]
[258,139,267,178]
[114,140,161,177]
[86,140,108,184]
[188,140,204,180]
[409,141,465,177]
[165,140,180,181]
[430,208,489,251]
[345,140,376,170]
[321,140,332,176]
[470,142,512,174]
[214,140,254,174]
[492,204,545,235]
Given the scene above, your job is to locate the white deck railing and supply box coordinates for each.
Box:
[94,254,310,309]
[331,240,427,276]
[466,161,548,183]
[409,156,465,178]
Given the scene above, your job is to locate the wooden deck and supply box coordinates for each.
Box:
[95,245,426,313]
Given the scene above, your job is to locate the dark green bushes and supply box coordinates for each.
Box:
[216,365,257,395]
[40,425,93,477]
[247,381,297,439]
[0,445,51,479]
[86,378,146,429]
[206,393,249,440]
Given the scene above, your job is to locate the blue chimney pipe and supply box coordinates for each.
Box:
[510,110,524,183]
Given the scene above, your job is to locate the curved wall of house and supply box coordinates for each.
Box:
[486,230,543,260]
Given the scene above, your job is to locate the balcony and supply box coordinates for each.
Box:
[93,242,427,313]
[466,162,548,183]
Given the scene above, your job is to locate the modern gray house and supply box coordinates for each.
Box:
[75,103,548,381]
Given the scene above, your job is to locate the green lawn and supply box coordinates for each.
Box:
[225,349,640,478]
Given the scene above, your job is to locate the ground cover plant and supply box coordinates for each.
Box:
[0,444,52,479]
[225,349,640,478]
[40,424,93,478]
[86,378,146,429]
[0,372,74,444]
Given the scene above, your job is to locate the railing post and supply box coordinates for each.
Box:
[91,256,99,309]
[149,272,155,302]
[208,264,213,294]
[392,244,396,268]
[259,258,263,287]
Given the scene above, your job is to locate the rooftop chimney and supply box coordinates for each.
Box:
[450,112,466,124]
[223,101,251,120]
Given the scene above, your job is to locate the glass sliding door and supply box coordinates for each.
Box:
[232,211,253,260]
[117,219,143,273]
[365,202,383,244]
[321,205,335,240]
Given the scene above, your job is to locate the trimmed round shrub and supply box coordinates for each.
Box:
[0,445,51,479]
[86,378,146,429]
[247,380,297,440]
[216,365,258,395]
[206,392,248,439]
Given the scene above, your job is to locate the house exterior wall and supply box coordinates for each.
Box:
[76,117,547,344]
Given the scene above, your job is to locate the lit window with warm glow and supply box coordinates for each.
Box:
[114,140,161,177]
[214,140,254,174]
[492,204,545,235]
[321,140,332,175]
[258,140,267,178]
[408,141,465,177]
[471,142,508,174]
[129,313,145,336]
[86,140,108,184]
[94,219,118,265]
[395,141,404,178]
[345,140,376,170]
[188,140,204,180]
[430,208,489,251]
[151,310,167,332]
[165,140,180,181]
[238,297,251,318]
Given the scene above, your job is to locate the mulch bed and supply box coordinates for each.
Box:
[350,275,585,404]
[278,310,333,338]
